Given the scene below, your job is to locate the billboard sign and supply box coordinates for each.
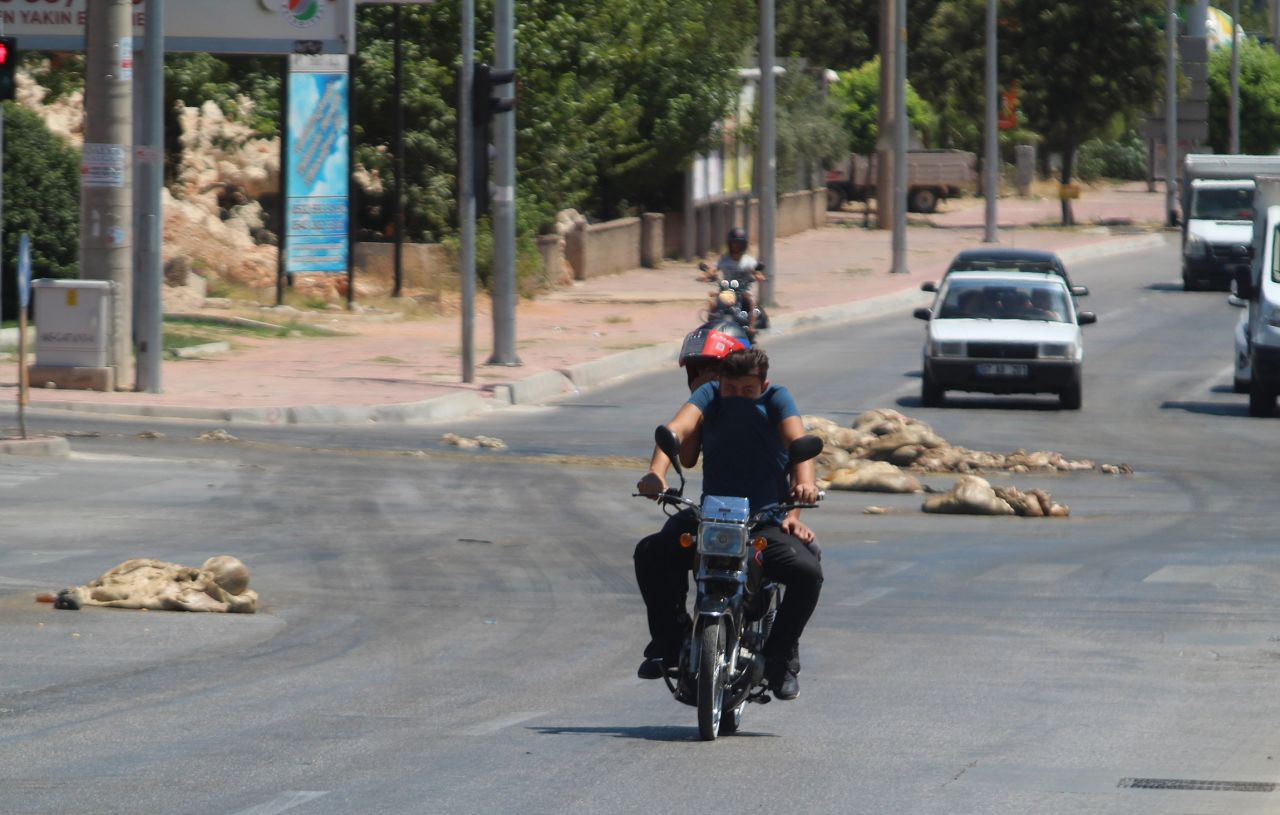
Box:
[1,0,354,55]
[285,54,349,275]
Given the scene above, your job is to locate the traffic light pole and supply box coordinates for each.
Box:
[488,0,519,365]
[136,0,165,393]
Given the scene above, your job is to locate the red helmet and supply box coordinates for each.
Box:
[678,327,748,368]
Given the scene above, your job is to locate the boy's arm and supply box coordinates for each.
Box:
[778,414,819,504]
[637,402,704,496]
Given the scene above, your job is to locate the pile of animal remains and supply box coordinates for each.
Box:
[804,409,1132,518]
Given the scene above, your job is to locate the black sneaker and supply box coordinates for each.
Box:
[637,657,666,680]
[766,664,799,700]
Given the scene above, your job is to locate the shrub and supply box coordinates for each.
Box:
[1076,131,1147,181]
[1,102,80,320]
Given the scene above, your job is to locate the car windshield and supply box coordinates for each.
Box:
[950,260,1057,276]
[936,280,1071,322]
[1191,187,1254,221]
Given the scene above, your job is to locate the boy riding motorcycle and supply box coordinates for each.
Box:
[634,346,822,700]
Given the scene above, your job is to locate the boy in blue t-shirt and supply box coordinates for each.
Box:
[634,347,822,700]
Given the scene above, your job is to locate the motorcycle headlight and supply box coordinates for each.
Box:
[698,523,747,557]
[929,340,965,357]
[1186,235,1208,258]
[1038,342,1076,359]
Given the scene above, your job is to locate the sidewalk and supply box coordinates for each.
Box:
[0,181,1172,426]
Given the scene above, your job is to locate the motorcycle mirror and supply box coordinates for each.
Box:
[787,435,824,466]
[755,262,766,272]
[654,425,683,477]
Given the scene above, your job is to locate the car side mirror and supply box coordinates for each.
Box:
[1071,285,1089,297]
[654,425,682,477]
[913,307,932,321]
[1077,311,1097,325]
[920,281,937,293]
[1235,266,1256,300]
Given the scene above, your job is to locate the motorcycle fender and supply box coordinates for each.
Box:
[696,596,734,617]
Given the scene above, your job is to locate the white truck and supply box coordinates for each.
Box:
[1232,174,1280,417]
[1180,154,1280,291]
[825,149,976,214]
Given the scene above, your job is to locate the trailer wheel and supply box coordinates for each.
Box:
[826,186,848,211]
[910,188,939,214]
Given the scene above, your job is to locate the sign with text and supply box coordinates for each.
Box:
[285,54,349,274]
[0,0,354,55]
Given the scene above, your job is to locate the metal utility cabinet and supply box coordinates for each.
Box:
[29,279,115,391]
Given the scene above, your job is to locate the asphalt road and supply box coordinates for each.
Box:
[5,233,1280,814]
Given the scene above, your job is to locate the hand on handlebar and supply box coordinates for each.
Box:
[636,472,667,499]
[790,482,820,505]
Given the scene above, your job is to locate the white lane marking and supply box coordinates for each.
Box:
[836,587,895,607]
[227,791,329,815]
[459,710,549,736]
[1144,565,1252,585]
[1179,363,1238,400]
[977,564,1082,583]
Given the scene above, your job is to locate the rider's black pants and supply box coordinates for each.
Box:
[633,509,823,671]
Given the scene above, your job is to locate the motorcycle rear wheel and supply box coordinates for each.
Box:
[697,619,726,741]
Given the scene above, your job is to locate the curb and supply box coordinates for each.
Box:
[0,435,71,457]
[13,231,1168,426]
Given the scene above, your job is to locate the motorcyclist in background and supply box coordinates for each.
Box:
[699,227,767,332]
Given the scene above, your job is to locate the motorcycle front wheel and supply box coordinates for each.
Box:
[697,618,726,741]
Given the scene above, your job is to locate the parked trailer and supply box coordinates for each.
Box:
[825,149,977,214]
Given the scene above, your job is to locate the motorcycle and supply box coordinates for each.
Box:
[637,425,823,740]
[697,262,770,334]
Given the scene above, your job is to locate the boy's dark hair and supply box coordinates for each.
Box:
[721,347,769,382]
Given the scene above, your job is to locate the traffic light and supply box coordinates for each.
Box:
[0,37,17,102]
[471,63,515,215]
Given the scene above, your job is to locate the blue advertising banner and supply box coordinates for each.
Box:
[17,232,31,309]
[286,54,349,275]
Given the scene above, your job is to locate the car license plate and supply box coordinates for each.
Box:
[976,363,1028,377]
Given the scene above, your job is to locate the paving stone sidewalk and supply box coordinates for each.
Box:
[0,181,1173,425]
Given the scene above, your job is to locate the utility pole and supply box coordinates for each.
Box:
[488,0,519,365]
[458,0,475,383]
[1166,0,1179,227]
[890,0,908,273]
[1230,0,1240,154]
[82,0,135,390]
[392,5,404,297]
[135,0,165,393]
[875,0,894,229]
[982,0,998,243]
[757,0,777,307]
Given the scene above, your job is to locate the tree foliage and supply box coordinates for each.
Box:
[830,57,937,155]
[1,102,80,320]
[1002,0,1164,222]
[1207,37,1280,155]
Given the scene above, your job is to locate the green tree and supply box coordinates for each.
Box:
[1207,37,1280,155]
[830,57,937,155]
[776,0,942,72]
[775,67,850,189]
[1,102,80,320]
[914,0,988,150]
[1004,0,1164,224]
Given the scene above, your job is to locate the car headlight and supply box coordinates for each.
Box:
[1265,302,1280,328]
[1185,235,1208,258]
[929,340,966,357]
[1038,342,1076,359]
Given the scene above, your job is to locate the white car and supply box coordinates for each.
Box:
[913,271,1098,409]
